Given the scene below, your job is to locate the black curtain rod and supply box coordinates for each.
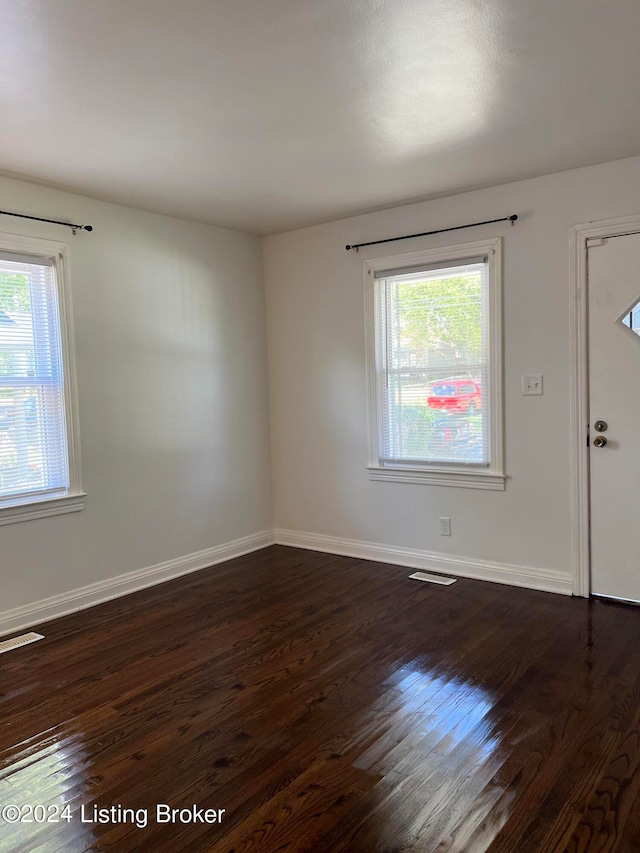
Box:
[345,214,517,251]
[0,209,93,233]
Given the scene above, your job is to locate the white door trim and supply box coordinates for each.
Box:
[570,213,640,597]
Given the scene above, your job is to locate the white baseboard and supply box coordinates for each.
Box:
[0,526,573,639]
[0,529,276,638]
[275,529,573,596]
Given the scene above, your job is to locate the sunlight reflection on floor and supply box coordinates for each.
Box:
[1,729,95,852]
[350,661,518,852]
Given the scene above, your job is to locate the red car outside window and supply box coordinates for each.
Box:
[427,379,481,413]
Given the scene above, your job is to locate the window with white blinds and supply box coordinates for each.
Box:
[366,239,504,489]
[0,237,83,519]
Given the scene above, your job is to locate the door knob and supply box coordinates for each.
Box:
[593,435,607,448]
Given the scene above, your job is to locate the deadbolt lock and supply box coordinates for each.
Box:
[594,420,608,432]
[593,435,608,448]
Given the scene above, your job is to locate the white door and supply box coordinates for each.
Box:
[589,232,640,600]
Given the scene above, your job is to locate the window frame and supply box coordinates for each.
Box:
[364,237,505,490]
[0,231,84,525]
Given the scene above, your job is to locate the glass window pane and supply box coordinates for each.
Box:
[620,300,640,338]
[377,262,489,465]
[0,256,68,501]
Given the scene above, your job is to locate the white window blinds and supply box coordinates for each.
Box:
[0,252,70,504]
[374,258,490,466]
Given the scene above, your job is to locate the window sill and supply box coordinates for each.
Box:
[367,466,506,490]
[0,492,86,526]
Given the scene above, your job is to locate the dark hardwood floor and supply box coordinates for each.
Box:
[2,546,640,852]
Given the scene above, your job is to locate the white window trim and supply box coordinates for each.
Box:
[0,231,85,524]
[364,237,505,490]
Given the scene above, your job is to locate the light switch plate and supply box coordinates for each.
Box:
[522,374,543,396]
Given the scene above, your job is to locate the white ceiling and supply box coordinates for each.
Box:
[2,0,640,234]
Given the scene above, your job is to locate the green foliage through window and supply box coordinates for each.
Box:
[392,273,482,366]
[0,272,30,314]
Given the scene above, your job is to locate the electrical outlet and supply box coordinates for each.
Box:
[522,374,543,396]
[439,517,451,536]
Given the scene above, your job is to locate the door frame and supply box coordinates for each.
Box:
[570,213,640,597]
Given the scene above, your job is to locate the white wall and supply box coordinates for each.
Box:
[264,156,640,586]
[1,174,273,614]
[5,154,640,618]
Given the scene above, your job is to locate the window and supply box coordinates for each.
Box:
[365,238,504,489]
[620,298,640,340]
[0,233,83,524]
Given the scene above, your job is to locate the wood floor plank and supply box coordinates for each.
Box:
[2,545,640,852]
